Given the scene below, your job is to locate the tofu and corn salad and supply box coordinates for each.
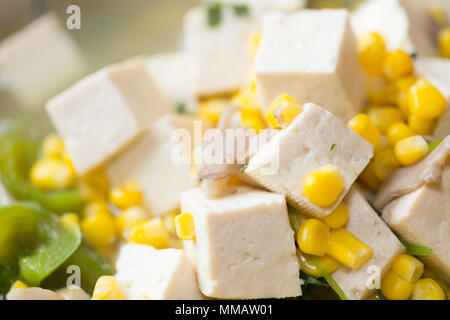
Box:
[0,0,449,301]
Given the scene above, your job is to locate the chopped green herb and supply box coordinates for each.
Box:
[330,143,336,151]
[176,102,186,114]
[233,4,249,17]
[300,271,329,288]
[309,256,348,300]
[428,139,441,151]
[396,235,433,256]
[239,165,248,173]
[207,2,222,28]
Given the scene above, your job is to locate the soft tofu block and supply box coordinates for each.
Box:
[414,57,450,140]
[332,186,405,300]
[254,9,365,121]
[0,13,86,107]
[47,58,171,175]
[184,6,259,97]
[242,103,374,218]
[383,166,450,281]
[181,186,300,299]
[115,244,203,300]
[203,0,305,11]
[106,114,210,216]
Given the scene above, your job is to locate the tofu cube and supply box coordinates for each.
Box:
[0,13,86,107]
[106,114,211,217]
[332,186,405,300]
[184,6,259,97]
[181,186,300,299]
[47,58,171,175]
[383,166,450,280]
[414,57,450,140]
[115,244,203,300]
[254,9,365,121]
[242,103,374,218]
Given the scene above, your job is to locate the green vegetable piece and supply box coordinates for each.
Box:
[397,236,433,256]
[0,266,18,300]
[233,4,249,17]
[207,2,222,28]
[0,202,81,286]
[330,143,336,151]
[300,271,329,288]
[176,102,186,114]
[428,139,441,151]
[309,255,348,300]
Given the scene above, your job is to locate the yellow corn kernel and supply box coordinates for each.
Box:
[381,270,414,300]
[81,211,117,249]
[197,98,230,125]
[232,90,259,110]
[78,168,109,202]
[128,218,169,249]
[92,276,123,300]
[358,159,381,192]
[61,213,80,228]
[327,228,373,270]
[429,5,447,26]
[408,79,447,119]
[387,122,415,146]
[391,254,424,283]
[265,94,301,129]
[30,158,76,191]
[303,164,345,207]
[42,134,65,159]
[382,50,413,81]
[367,107,404,134]
[297,252,341,278]
[395,76,416,116]
[367,76,389,105]
[109,181,143,210]
[358,32,387,76]
[249,32,261,61]
[237,93,267,133]
[297,219,330,256]
[10,280,28,291]
[408,114,433,135]
[394,135,429,166]
[175,212,196,241]
[411,279,446,300]
[373,148,401,181]
[439,27,450,59]
[422,269,450,297]
[322,202,349,229]
[116,206,149,238]
[83,201,110,218]
[348,114,382,149]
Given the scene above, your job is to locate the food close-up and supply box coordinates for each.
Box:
[0,0,449,302]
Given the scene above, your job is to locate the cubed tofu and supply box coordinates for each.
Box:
[181,186,300,299]
[184,6,259,97]
[0,181,11,206]
[203,0,306,12]
[115,244,203,300]
[242,103,374,218]
[414,57,450,140]
[383,166,450,281]
[332,186,405,300]
[254,9,365,121]
[0,13,86,107]
[106,114,210,216]
[146,52,198,113]
[351,0,437,56]
[47,57,171,175]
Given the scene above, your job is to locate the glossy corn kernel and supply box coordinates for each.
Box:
[387,122,415,146]
[109,180,143,210]
[381,270,414,300]
[367,76,390,105]
[373,148,401,181]
[249,32,261,61]
[298,252,341,278]
[322,202,349,229]
[395,77,417,117]
[81,211,117,249]
[408,114,433,135]
[439,27,450,59]
[367,106,404,134]
[408,79,447,120]
[78,168,109,202]
[61,213,80,228]
[128,218,169,249]
[116,206,149,238]
[237,93,267,133]
[175,212,196,241]
[327,228,373,270]
[83,201,110,217]
[92,276,123,300]
[232,90,259,110]
[348,114,382,149]
[394,135,429,166]
[30,158,76,190]
[358,160,381,192]
[42,134,65,159]
[265,94,301,129]
[411,278,446,300]
[382,50,413,81]
[391,254,424,283]
[358,32,387,76]
[297,219,330,256]
[197,98,230,125]
[10,280,28,291]
[303,164,345,207]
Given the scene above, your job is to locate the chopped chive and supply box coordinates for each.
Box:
[176,102,186,114]
[233,4,249,17]
[330,143,336,151]
[207,2,222,28]
[239,165,248,173]
[300,271,329,288]
[309,256,348,300]
[428,139,441,151]
[396,235,433,256]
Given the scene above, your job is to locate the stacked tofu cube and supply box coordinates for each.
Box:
[254,9,366,121]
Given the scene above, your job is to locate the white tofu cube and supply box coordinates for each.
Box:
[414,57,450,140]
[0,13,86,107]
[242,103,374,218]
[254,9,365,121]
[184,6,259,97]
[106,114,211,216]
[115,244,203,300]
[181,186,300,299]
[332,186,405,300]
[203,0,306,12]
[47,58,171,175]
[383,166,450,280]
